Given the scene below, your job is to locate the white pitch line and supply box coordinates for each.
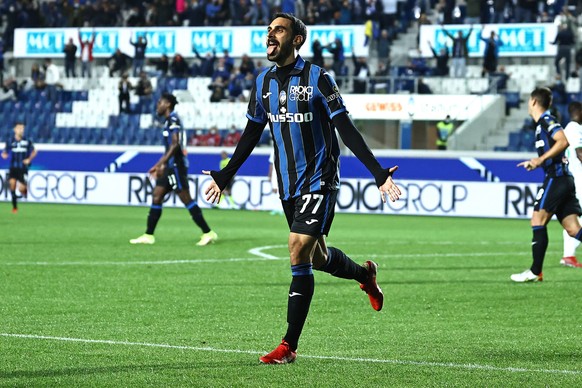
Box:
[0,251,544,266]
[0,257,285,266]
[1,333,580,376]
[247,244,287,260]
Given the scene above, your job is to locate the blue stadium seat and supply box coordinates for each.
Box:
[177,78,188,90]
[504,92,520,109]
[61,101,73,113]
[508,132,522,151]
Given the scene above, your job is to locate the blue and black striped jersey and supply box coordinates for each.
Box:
[4,136,35,169]
[535,111,570,177]
[162,111,188,169]
[246,56,345,200]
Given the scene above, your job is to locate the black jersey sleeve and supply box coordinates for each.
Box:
[210,119,266,190]
[332,111,395,187]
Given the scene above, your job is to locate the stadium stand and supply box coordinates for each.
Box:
[1,1,580,150]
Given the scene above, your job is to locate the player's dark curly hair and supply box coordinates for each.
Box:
[272,12,307,50]
[161,92,178,109]
[530,87,552,110]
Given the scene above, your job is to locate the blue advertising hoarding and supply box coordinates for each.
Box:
[419,23,557,58]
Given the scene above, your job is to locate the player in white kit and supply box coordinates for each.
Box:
[561,101,582,268]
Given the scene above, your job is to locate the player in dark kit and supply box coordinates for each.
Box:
[511,87,582,282]
[203,13,401,364]
[2,122,37,213]
[130,93,218,246]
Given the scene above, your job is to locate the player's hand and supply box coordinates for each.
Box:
[202,170,222,204]
[22,158,30,165]
[517,158,541,171]
[148,163,164,179]
[1,152,7,160]
[379,166,401,203]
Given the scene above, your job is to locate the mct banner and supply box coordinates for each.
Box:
[13,25,367,59]
[419,23,558,58]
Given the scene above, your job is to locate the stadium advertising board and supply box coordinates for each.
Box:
[13,25,367,58]
[419,23,558,58]
[342,94,498,121]
[0,170,539,218]
[0,147,543,218]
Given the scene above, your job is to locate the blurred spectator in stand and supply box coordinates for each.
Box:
[118,73,132,113]
[63,38,77,78]
[416,12,431,48]
[377,30,391,66]
[208,77,226,102]
[44,58,60,108]
[190,129,207,146]
[551,23,575,79]
[480,27,502,77]
[249,0,271,26]
[227,69,245,101]
[351,52,369,93]
[442,25,473,78]
[170,54,189,78]
[326,37,345,84]
[29,63,45,90]
[222,126,241,146]
[212,58,231,81]
[194,47,216,77]
[150,54,169,78]
[379,0,397,33]
[311,39,324,68]
[464,0,481,24]
[0,78,17,102]
[78,30,96,78]
[335,0,353,24]
[417,77,432,94]
[241,71,255,93]
[109,49,131,77]
[206,126,222,146]
[206,0,229,26]
[555,7,578,41]
[537,11,553,23]
[130,35,148,77]
[222,49,235,73]
[135,71,153,98]
[515,0,537,23]
[125,6,146,26]
[488,65,511,93]
[181,0,206,26]
[491,0,508,23]
[239,54,255,76]
[428,40,449,76]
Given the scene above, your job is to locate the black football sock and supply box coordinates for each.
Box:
[531,226,548,275]
[575,228,582,241]
[146,204,162,235]
[186,201,211,233]
[10,190,17,209]
[318,247,368,284]
[283,263,314,351]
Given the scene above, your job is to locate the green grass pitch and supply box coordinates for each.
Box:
[1,203,581,387]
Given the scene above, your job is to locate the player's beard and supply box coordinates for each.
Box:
[267,37,294,65]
